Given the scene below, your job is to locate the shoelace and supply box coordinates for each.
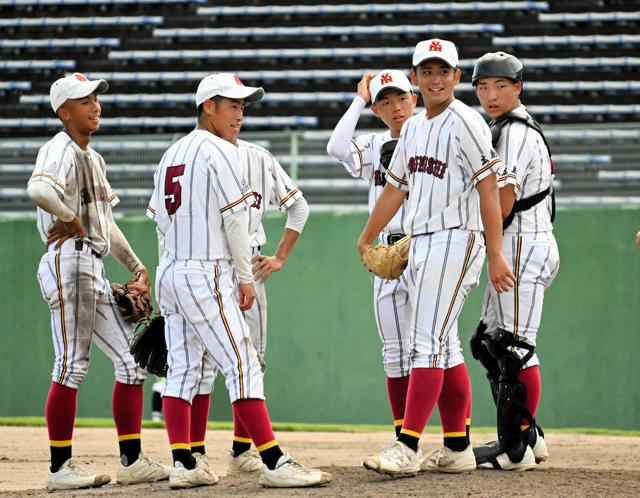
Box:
[66,461,92,477]
[283,458,307,472]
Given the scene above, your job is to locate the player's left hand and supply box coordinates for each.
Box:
[128,267,152,301]
[251,254,284,283]
[488,253,516,293]
[46,216,86,249]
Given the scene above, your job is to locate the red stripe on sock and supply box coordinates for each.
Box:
[401,368,444,436]
[386,375,410,422]
[438,363,471,435]
[163,396,191,446]
[190,394,211,444]
[233,411,251,440]
[232,399,275,448]
[112,382,143,437]
[517,365,541,419]
[46,382,77,442]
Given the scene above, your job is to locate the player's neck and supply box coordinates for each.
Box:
[389,128,401,139]
[425,95,454,120]
[63,127,91,150]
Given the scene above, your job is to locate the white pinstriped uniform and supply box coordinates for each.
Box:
[147,129,264,403]
[30,131,146,389]
[195,139,305,396]
[386,99,503,369]
[481,106,560,368]
[348,131,411,377]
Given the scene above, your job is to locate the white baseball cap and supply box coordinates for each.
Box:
[369,70,413,103]
[412,38,459,68]
[195,73,264,107]
[50,72,109,113]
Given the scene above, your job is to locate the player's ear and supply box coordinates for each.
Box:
[409,68,418,85]
[453,68,462,85]
[370,103,380,117]
[411,92,418,108]
[57,106,70,122]
[202,99,216,115]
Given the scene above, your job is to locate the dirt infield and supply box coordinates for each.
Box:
[1,427,639,497]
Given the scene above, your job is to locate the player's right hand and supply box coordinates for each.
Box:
[488,253,516,293]
[238,282,256,311]
[357,72,377,104]
[46,216,87,249]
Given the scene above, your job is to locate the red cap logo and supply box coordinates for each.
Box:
[429,41,442,52]
[379,73,393,85]
[233,75,244,86]
[74,73,88,82]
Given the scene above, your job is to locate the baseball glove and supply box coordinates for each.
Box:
[130,314,168,377]
[361,235,411,280]
[111,275,153,323]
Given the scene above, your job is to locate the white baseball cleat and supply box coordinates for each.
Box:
[531,429,549,463]
[227,449,262,474]
[116,452,171,484]
[46,459,111,491]
[362,441,421,477]
[421,444,476,473]
[477,445,537,471]
[168,460,219,489]
[259,454,332,488]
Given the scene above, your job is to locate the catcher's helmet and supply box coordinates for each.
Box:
[472,52,523,86]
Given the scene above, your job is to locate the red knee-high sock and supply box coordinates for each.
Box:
[232,399,283,469]
[386,376,410,436]
[112,382,143,464]
[163,396,195,468]
[190,394,210,454]
[398,368,444,451]
[517,366,541,428]
[466,374,472,439]
[438,364,472,451]
[231,410,252,456]
[46,382,77,472]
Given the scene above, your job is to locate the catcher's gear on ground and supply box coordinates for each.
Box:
[130,314,168,376]
[361,235,411,279]
[111,276,153,323]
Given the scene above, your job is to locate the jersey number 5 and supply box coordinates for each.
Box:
[164,164,186,215]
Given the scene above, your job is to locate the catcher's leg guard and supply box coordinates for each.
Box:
[469,321,500,404]
[484,329,536,461]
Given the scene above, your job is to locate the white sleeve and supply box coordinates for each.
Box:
[110,223,144,273]
[27,181,76,222]
[284,196,309,233]
[326,96,366,166]
[225,207,252,284]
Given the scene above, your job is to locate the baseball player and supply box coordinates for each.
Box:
[357,39,515,477]
[636,231,640,250]
[27,73,170,491]
[147,72,330,489]
[469,52,560,471]
[326,70,416,437]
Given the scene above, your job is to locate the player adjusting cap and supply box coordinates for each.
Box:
[50,72,109,113]
[195,73,264,107]
[412,38,458,68]
[369,70,413,103]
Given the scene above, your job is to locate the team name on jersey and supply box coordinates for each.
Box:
[407,155,448,179]
[81,185,109,205]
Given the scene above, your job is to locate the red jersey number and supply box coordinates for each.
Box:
[164,164,186,215]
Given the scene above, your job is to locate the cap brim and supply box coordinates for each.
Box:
[218,86,265,103]
[413,55,457,68]
[69,79,109,100]
[372,84,412,103]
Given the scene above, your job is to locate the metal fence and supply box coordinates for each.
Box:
[1,123,639,216]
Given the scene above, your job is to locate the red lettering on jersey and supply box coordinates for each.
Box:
[379,73,393,85]
[407,155,447,180]
[251,191,262,210]
[429,41,442,52]
[233,75,243,86]
[74,73,88,82]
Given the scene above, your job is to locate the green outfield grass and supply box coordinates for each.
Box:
[0,417,638,437]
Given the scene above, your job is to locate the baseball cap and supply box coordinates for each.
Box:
[369,70,413,103]
[50,73,109,113]
[195,73,264,107]
[412,38,459,68]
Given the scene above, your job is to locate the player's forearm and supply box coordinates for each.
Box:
[272,228,301,265]
[326,96,366,164]
[27,182,75,222]
[110,223,145,273]
[358,183,406,250]
[499,184,517,220]
[477,174,504,257]
[225,208,253,284]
